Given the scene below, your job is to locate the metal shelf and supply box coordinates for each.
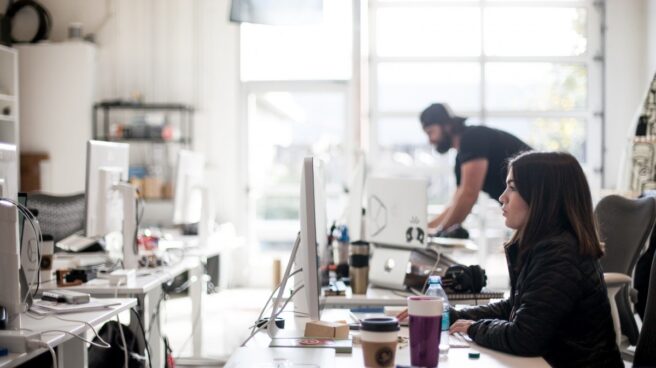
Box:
[0,114,16,122]
[0,94,16,103]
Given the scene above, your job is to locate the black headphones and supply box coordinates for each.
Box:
[6,0,52,44]
[442,264,487,293]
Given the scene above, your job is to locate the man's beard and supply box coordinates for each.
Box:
[435,133,452,154]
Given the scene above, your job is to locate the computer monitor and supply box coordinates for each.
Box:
[0,143,18,201]
[365,177,428,248]
[85,140,130,237]
[0,144,20,329]
[345,154,365,243]
[292,157,325,321]
[173,149,205,225]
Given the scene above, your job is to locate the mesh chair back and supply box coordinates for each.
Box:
[26,192,86,243]
[595,195,656,274]
[634,251,656,367]
[595,195,656,344]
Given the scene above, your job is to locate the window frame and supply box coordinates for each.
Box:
[368,0,604,190]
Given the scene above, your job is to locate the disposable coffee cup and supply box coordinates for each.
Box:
[360,317,400,368]
[408,296,443,368]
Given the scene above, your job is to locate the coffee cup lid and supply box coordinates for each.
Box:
[361,317,400,332]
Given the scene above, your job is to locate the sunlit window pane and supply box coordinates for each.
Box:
[248,91,346,221]
[378,117,431,147]
[377,62,480,112]
[487,0,584,2]
[376,7,481,57]
[485,7,587,56]
[241,0,352,81]
[486,63,587,111]
[485,117,586,160]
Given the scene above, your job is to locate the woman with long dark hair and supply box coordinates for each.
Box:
[449,151,623,367]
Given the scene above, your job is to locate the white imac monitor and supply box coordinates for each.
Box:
[0,144,20,329]
[0,143,18,201]
[172,149,205,225]
[85,140,130,238]
[293,157,325,321]
[365,177,428,248]
[345,154,365,243]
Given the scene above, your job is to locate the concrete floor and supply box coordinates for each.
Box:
[162,288,270,367]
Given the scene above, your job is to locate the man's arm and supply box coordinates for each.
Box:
[435,158,488,231]
[428,206,450,229]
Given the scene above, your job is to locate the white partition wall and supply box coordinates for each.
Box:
[18,42,96,194]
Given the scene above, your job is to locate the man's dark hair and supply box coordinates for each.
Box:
[419,103,467,133]
[507,151,603,262]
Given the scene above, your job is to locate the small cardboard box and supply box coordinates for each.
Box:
[304,320,349,339]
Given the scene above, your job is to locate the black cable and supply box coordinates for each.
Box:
[131,308,153,368]
[6,0,52,43]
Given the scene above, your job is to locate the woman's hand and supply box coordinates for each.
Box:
[449,319,475,334]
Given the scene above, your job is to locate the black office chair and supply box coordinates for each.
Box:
[25,192,86,243]
[595,195,656,345]
[634,249,656,367]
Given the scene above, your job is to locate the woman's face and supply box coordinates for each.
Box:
[499,169,530,230]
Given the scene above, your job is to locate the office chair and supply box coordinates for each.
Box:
[26,192,86,243]
[595,195,656,346]
[634,249,656,367]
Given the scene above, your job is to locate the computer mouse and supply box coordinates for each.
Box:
[0,306,7,330]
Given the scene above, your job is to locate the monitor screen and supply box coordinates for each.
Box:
[172,150,205,225]
[84,140,129,238]
[293,157,327,321]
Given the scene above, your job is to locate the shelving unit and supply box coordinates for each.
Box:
[92,101,194,202]
[0,45,19,146]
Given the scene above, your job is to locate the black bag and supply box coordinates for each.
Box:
[89,321,145,368]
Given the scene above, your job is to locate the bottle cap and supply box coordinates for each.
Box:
[428,275,441,285]
[468,351,480,359]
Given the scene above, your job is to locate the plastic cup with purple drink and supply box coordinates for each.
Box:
[407,295,443,368]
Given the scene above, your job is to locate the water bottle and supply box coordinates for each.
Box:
[425,275,450,356]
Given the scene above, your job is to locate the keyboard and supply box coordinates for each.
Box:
[449,332,471,348]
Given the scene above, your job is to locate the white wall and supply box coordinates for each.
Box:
[604,0,649,189]
[10,0,244,233]
[648,0,656,76]
[18,42,95,194]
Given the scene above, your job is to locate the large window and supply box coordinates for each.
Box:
[241,0,353,250]
[240,0,602,252]
[370,0,602,199]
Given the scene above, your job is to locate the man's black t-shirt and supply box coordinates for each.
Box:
[454,125,531,201]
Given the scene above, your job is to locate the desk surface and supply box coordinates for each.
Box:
[323,287,410,307]
[323,286,501,308]
[247,309,549,368]
[0,298,137,368]
[41,256,202,295]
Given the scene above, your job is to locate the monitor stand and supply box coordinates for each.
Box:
[195,185,215,247]
[115,183,139,269]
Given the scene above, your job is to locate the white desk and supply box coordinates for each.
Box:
[0,298,137,368]
[323,287,409,307]
[247,309,549,368]
[40,255,210,368]
[323,286,500,308]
